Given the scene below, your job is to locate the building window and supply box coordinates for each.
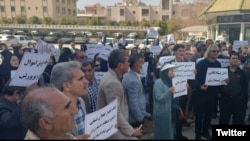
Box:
[173,10,175,15]
[21,6,25,12]
[162,0,169,10]
[162,15,169,21]
[43,0,47,2]
[62,0,65,4]
[142,9,149,16]
[120,9,124,16]
[0,6,5,12]
[11,6,15,12]
[56,0,59,2]
[28,7,30,10]
[36,7,38,10]
[68,9,71,15]
[245,24,250,43]
[62,8,65,14]
[107,9,111,16]
[133,11,135,14]
[155,11,158,14]
[43,6,47,12]
[56,6,60,13]
[72,10,76,15]
[67,0,70,4]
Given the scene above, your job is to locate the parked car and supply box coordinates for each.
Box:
[30,30,46,40]
[44,32,62,43]
[138,38,156,49]
[59,32,75,44]
[125,38,136,49]
[74,33,89,44]
[0,35,20,50]
[14,35,37,47]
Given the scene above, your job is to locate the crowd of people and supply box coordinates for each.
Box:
[0,36,250,140]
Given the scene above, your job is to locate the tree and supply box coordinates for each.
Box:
[105,20,117,26]
[87,18,101,25]
[14,15,26,24]
[59,18,72,25]
[118,21,131,26]
[152,20,167,35]
[139,19,150,27]
[42,17,55,24]
[27,16,42,24]
[167,18,182,34]
[1,18,13,24]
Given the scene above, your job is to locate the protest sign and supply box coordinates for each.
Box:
[205,68,228,86]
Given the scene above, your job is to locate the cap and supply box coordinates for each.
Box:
[160,63,177,72]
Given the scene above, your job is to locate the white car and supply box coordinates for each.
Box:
[125,38,136,49]
[0,34,20,50]
[14,35,37,47]
[138,38,155,49]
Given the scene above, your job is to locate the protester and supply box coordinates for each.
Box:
[0,83,27,139]
[122,53,150,128]
[97,49,142,139]
[21,87,78,139]
[50,61,90,139]
[194,44,223,140]
[153,63,177,139]
[81,61,99,113]
[219,53,248,125]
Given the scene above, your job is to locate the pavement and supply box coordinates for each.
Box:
[140,100,250,140]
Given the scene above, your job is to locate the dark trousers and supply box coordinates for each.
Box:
[194,92,215,136]
[175,95,188,138]
[219,95,245,125]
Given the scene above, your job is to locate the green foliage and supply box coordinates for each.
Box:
[14,15,27,24]
[27,16,42,24]
[152,20,167,35]
[42,17,55,24]
[87,18,101,25]
[118,21,131,26]
[105,20,117,26]
[167,18,182,34]
[139,19,151,27]
[1,18,13,24]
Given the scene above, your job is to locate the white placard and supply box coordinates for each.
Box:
[157,56,175,68]
[205,68,228,86]
[172,77,187,98]
[217,58,229,68]
[37,39,56,55]
[86,44,104,60]
[99,45,113,61]
[140,62,148,78]
[162,34,175,44]
[95,72,105,86]
[9,52,50,87]
[149,46,162,56]
[233,40,248,52]
[172,62,195,80]
[85,99,118,140]
[11,70,17,79]
[147,28,158,38]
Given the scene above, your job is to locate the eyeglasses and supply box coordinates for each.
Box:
[211,50,219,53]
[121,60,130,63]
[79,56,88,59]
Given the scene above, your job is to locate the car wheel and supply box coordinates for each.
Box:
[0,44,7,50]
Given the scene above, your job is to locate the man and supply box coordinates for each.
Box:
[195,44,222,140]
[81,61,99,113]
[55,39,64,62]
[122,53,149,128]
[219,53,248,125]
[97,49,142,139]
[118,35,127,50]
[50,61,90,138]
[172,44,189,140]
[73,49,88,63]
[0,84,27,139]
[21,87,78,139]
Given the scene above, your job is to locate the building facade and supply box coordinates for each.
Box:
[0,0,77,22]
[199,0,250,44]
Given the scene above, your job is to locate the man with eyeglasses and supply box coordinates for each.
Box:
[194,44,222,140]
[73,49,88,63]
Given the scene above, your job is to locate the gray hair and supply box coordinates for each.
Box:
[204,44,219,58]
[50,61,82,91]
[21,98,54,133]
